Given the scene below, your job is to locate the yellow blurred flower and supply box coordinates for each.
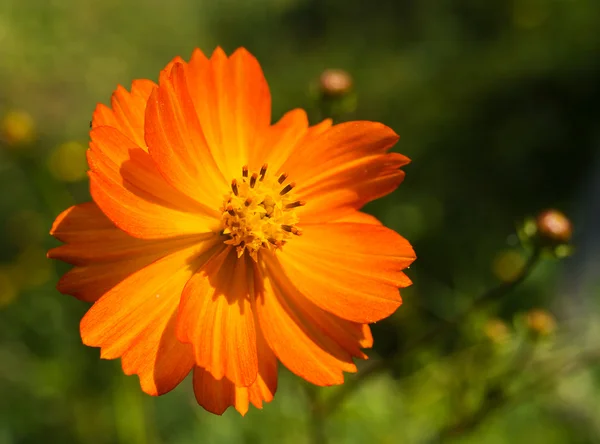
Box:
[484,318,511,345]
[48,141,88,182]
[526,309,557,337]
[1,110,36,146]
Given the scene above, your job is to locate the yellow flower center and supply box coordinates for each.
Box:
[221,164,304,261]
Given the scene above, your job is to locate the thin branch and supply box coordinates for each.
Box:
[305,385,328,444]
[437,348,600,441]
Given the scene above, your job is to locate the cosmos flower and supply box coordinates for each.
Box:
[48,47,416,415]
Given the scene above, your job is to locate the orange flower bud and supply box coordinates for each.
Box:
[536,209,572,244]
[319,69,353,97]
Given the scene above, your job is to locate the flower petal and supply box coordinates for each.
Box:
[304,117,333,138]
[296,153,407,223]
[262,249,373,359]
[192,368,244,415]
[120,311,193,397]
[250,108,308,174]
[281,121,408,223]
[245,327,278,410]
[80,241,220,395]
[90,55,184,147]
[245,369,277,412]
[88,126,220,239]
[177,248,258,387]
[185,47,271,179]
[48,202,204,265]
[283,121,400,178]
[91,90,211,216]
[88,67,221,239]
[276,285,373,360]
[192,328,277,415]
[145,62,227,210]
[334,211,383,226]
[49,201,120,243]
[92,79,156,149]
[274,222,415,323]
[56,261,155,303]
[48,202,208,302]
[257,257,361,386]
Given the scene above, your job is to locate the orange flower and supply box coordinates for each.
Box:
[48,48,415,415]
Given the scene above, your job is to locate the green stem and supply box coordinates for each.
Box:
[437,348,600,441]
[305,385,327,444]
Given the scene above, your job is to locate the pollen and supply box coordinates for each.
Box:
[221,164,305,260]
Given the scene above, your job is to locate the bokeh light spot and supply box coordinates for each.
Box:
[47,141,88,182]
[492,249,526,282]
[0,268,18,307]
[1,110,36,146]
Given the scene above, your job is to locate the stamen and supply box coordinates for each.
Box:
[221,166,303,258]
[285,200,306,209]
[268,238,284,248]
[281,225,303,235]
[280,182,296,196]
[259,164,268,181]
[236,243,245,258]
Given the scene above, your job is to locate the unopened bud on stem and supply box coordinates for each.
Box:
[319,69,353,97]
[536,209,572,244]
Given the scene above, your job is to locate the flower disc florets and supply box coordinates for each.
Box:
[221,164,304,260]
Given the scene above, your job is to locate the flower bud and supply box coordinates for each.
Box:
[536,209,572,244]
[319,69,353,97]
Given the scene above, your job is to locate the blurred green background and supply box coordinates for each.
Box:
[1,0,600,443]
